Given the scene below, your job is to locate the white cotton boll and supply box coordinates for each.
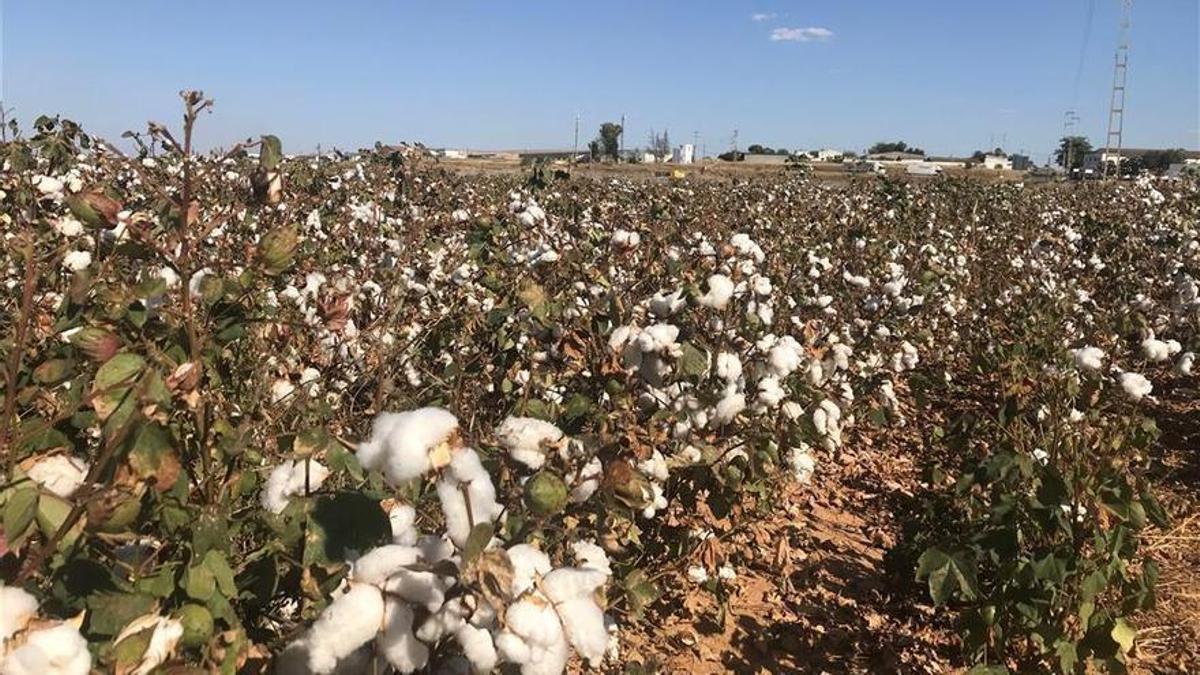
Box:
[571,541,612,577]
[781,401,805,421]
[1141,338,1172,362]
[416,597,469,643]
[25,455,89,498]
[640,482,668,519]
[1119,372,1153,402]
[389,503,418,545]
[54,217,84,237]
[0,585,38,646]
[636,323,679,353]
[351,545,422,586]
[456,623,498,672]
[611,229,641,249]
[788,444,816,483]
[842,270,870,289]
[556,597,608,665]
[698,274,734,310]
[637,450,669,482]
[271,379,296,404]
[304,585,385,674]
[569,456,602,504]
[757,376,786,408]
[767,337,804,377]
[686,566,709,584]
[1177,352,1194,376]
[115,615,183,675]
[452,209,470,223]
[0,623,91,675]
[713,393,746,425]
[34,176,65,197]
[496,417,564,471]
[437,448,503,547]
[416,535,455,564]
[507,544,552,597]
[805,360,825,386]
[504,598,562,650]
[358,408,459,486]
[716,352,743,382]
[542,566,607,604]
[61,251,92,272]
[1071,346,1105,372]
[649,290,686,317]
[378,600,429,674]
[751,275,773,297]
[261,459,331,514]
[829,343,853,371]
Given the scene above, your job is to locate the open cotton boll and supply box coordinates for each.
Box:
[715,352,742,382]
[541,568,609,664]
[767,337,804,377]
[637,450,669,482]
[1141,338,1172,362]
[1177,352,1194,376]
[787,444,816,483]
[495,417,564,470]
[636,323,680,354]
[261,459,331,514]
[358,408,459,486]
[303,584,386,674]
[1071,346,1105,372]
[416,597,470,643]
[697,274,734,310]
[455,623,498,672]
[388,503,419,545]
[25,455,89,498]
[571,541,612,576]
[0,623,91,675]
[0,585,38,646]
[351,545,422,586]
[114,615,184,675]
[1118,372,1153,402]
[842,270,870,289]
[713,393,746,425]
[508,544,553,597]
[611,229,640,249]
[568,457,603,504]
[61,250,92,272]
[640,482,668,519]
[497,600,570,675]
[436,448,503,547]
[378,600,429,674]
[757,376,786,408]
[649,290,686,317]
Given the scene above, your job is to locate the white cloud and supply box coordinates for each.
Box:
[751,13,776,22]
[769,26,834,42]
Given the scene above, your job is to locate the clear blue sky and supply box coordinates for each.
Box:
[2,1,1197,160]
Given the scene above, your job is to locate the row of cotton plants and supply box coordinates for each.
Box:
[0,97,1196,673]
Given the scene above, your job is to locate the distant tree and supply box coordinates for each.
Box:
[748,144,766,154]
[595,123,622,161]
[1055,136,1092,169]
[646,129,671,159]
[868,141,923,155]
[1141,148,1186,172]
[718,150,745,162]
[774,148,791,156]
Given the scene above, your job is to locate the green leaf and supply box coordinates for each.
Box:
[678,342,709,377]
[135,563,179,598]
[85,591,156,636]
[966,666,1008,675]
[1110,618,1136,655]
[463,522,494,565]
[3,487,39,548]
[204,550,238,597]
[92,352,145,424]
[916,547,977,604]
[184,561,217,601]
[623,568,660,619]
[127,423,181,492]
[1054,639,1078,673]
[260,135,283,170]
[305,492,391,565]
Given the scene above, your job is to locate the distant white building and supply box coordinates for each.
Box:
[813,148,844,162]
[981,154,1012,170]
[641,152,659,164]
[440,149,468,159]
[672,144,695,164]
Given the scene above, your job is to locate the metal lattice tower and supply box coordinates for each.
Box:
[1102,0,1132,178]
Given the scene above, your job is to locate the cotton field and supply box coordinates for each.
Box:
[1,100,1198,674]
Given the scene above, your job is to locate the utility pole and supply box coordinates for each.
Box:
[1062,110,1080,173]
[619,113,625,160]
[732,129,739,153]
[573,114,579,165]
[1102,0,1132,179]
